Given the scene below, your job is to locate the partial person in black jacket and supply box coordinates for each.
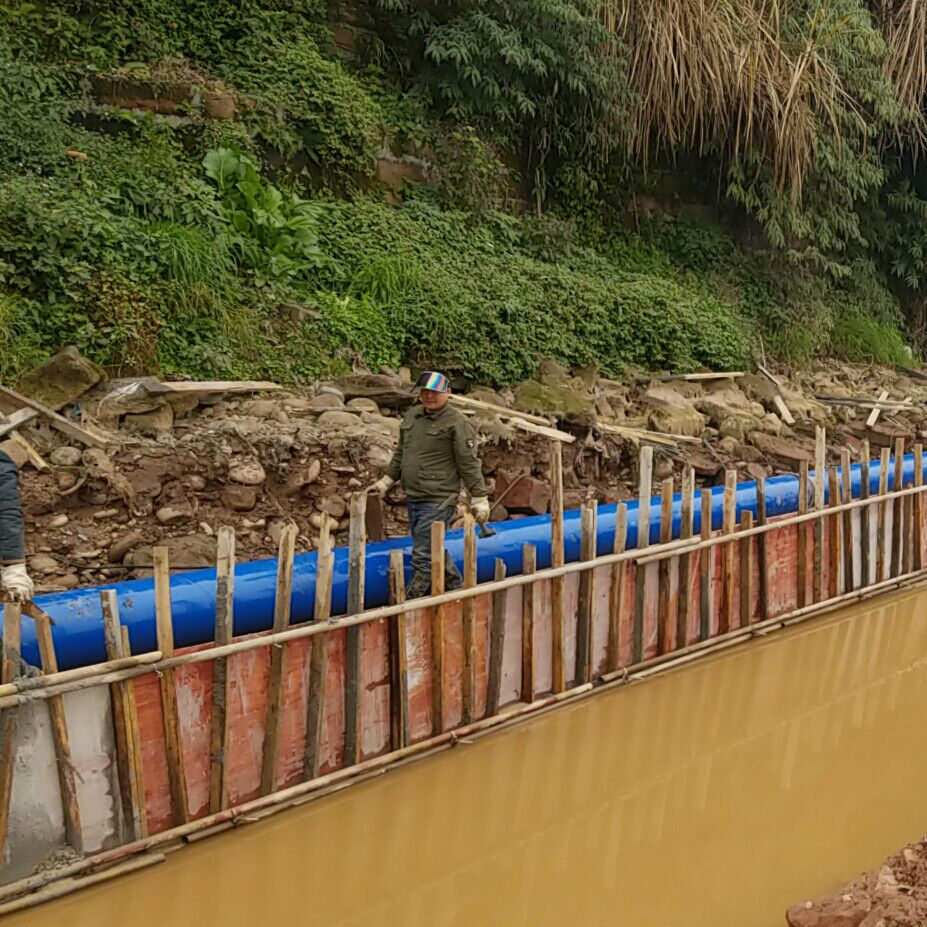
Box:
[0,450,32,602]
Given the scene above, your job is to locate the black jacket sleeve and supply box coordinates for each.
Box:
[0,451,25,563]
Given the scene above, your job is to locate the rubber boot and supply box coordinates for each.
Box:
[406,571,431,600]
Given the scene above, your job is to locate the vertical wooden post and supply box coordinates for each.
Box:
[260,521,297,795]
[521,544,537,703]
[860,442,871,588]
[101,590,144,841]
[755,475,769,620]
[461,514,478,725]
[813,427,826,603]
[797,462,809,608]
[633,446,654,662]
[720,471,737,634]
[119,626,147,838]
[430,520,446,735]
[208,526,235,814]
[575,502,596,683]
[877,447,891,582]
[828,467,842,598]
[0,603,22,861]
[607,504,627,671]
[904,458,915,576]
[343,493,367,766]
[33,615,82,852]
[657,478,673,654]
[699,489,712,641]
[387,549,410,749]
[840,448,854,590]
[739,510,754,626]
[486,559,507,717]
[892,437,905,578]
[153,547,189,826]
[676,467,694,648]
[549,442,565,694]
[915,444,924,572]
[304,520,333,780]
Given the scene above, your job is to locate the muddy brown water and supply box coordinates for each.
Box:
[9,585,927,926]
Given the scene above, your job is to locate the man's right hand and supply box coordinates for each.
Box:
[367,475,395,495]
[1,562,33,603]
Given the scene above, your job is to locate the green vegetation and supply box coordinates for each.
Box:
[0,0,923,386]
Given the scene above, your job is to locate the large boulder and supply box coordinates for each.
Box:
[125,533,218,569]
[513,379,594,417]
[749,432,815,467]
[17,346,104,410]
[334,374,414,410]
[648,406,705,437]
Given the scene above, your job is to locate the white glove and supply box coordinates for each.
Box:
[472,497,491,523]
[367,475,395,495]
[2,563,34,603]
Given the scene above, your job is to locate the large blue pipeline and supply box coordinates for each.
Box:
[11,453,924,671]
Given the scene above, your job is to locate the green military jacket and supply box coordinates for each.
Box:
[386,403,487,502]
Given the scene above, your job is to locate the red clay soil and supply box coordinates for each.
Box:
[786,840,927,927]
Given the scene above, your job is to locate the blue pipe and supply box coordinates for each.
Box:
[12,453,924,671]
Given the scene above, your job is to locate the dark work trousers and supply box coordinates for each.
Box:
[406,501,463,594]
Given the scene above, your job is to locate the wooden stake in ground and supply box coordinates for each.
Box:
[549,441,565,693]
[387,550,410,749]
[676,467,694,647]
[0,602,20,861]
[430,520,446,735]
[877,448,890,582]
[860,442,871,587]
[840,449,854,591]
[657,478,673,653]
[342,493,367,766]
[260,522,297,795]
[607,504,627,671]
[153,547,189,826]
[797,462,809,608]
[828,467,842,598]
[33,613,82,852]
[720,471,737,633]
[461,515,478,725]
[739,511,754,626]
[755,476,769,620]
[521,544,537,703]
[915,444,924,572]
[304,520,333,780]
[699,489,712,641]
[486,559,507,717]
[813,428,826,603]
[892,437,905,578]
[575,503,596,683]
[119,626,147,838]
[208,527,235,814]
[101,590,144,842]
[633,446,654,662]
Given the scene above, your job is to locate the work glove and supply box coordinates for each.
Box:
[472,497,491,524]
[367,475,395,495]
[1,563,33,603]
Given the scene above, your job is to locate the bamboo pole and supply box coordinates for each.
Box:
[860,442,871,588]
[304,520,333,780]
[633,446,653,662]
[739,510,754,626]
[549,441,565,694]
[119,626,147,838]
[607,504,627,671]
[699,488,712,641]
[260,522,297,795]
[34,613,82,852]
[99,592,143,841]
[0,651,160,700]
[755,475,769,620]
[840,448,854,590]
[208,526,235,814]
[461,514,478,725]
[486,559,507,717]
[797,461,809,608]
[828,467,842,598]
[387,549,410,749]
[343,493,367,766]
[658,478,673,653]
[677,467,694,647]
[521,545,536,703]
[720,470,737,634]
[153,547,189,825]
[893,437,905,578]
[878,447,890,581]
[0,602,20,861]
[915,444,924,572]
[575,502,596,683]
[813,428,826,603]
[430,520,446,735]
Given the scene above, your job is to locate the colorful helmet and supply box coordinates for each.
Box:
[416,370,450,392]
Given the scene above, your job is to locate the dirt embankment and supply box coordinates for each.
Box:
[787,839,927,927]
[9,350,927,594]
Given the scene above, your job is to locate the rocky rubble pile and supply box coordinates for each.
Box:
[8,349,927,594]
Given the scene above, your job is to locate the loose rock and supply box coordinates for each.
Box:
[50,447,82,467]
[229,459,266,486]
[156,503,193,525]
[221,485,258,512]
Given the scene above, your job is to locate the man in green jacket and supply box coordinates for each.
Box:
[368,371,489,598]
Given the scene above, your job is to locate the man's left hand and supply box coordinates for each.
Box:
[472,497,491,523]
